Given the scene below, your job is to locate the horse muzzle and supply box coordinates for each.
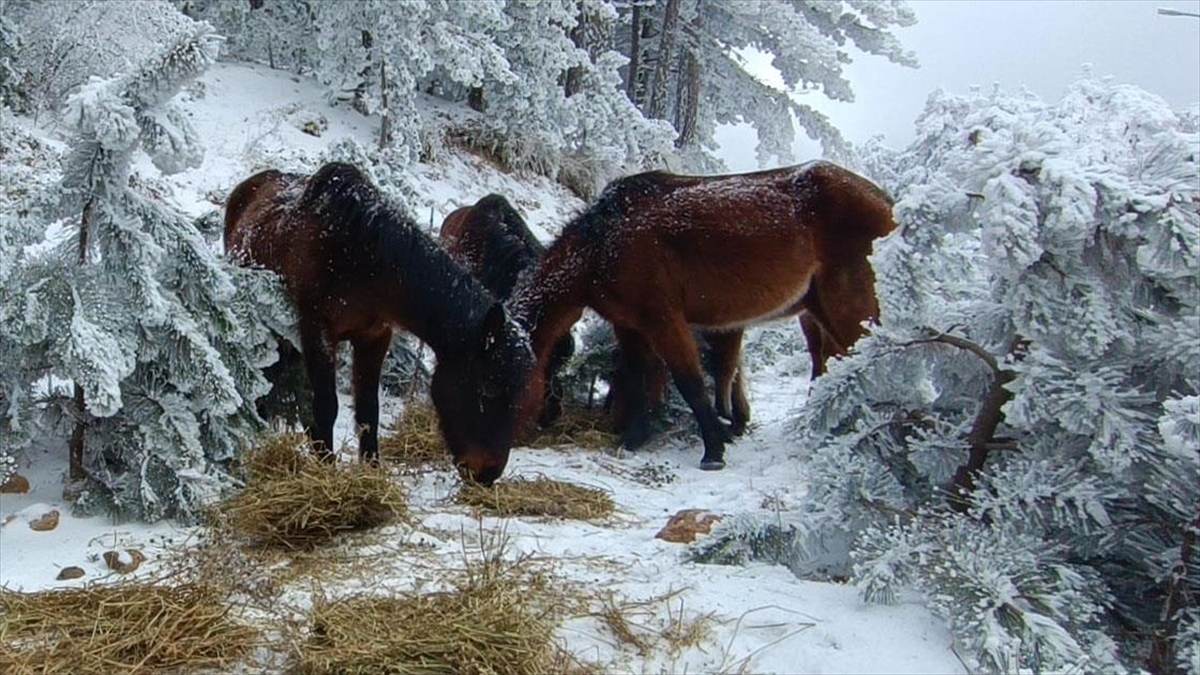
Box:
[455,452,508,486]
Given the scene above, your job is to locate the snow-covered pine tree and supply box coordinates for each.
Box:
[778,79,1199,673]
[0,9,27,112]
[3,1,199,115]
[2,16,293,521]
[615,0,917,167]
[178,0,317,73]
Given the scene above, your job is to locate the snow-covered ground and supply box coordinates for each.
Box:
[0,62,965,674]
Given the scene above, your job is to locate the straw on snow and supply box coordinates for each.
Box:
[458,475,615,520]
[218,433,409,549]
[296,543,589,675]
[378,401,449,467]
[0,583,257,675]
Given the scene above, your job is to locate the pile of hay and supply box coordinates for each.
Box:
[0,583,257,675]
[525,407,619,450]
[459,475,614,520]
[218,433,409,549]
[378,401,449,467]
[296,553,570,675]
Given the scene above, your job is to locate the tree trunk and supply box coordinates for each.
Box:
[378,58,392,150]
[626,4,642,101]
[647,0,680,121]
[68,199,94,490]
[675,8,702,148]
[564,4,586,98]
[947,365,1015,512]
[1148,506,1199,674]
[468,86,485,112]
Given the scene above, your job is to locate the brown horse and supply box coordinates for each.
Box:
[440,195,750,444]
[438,161,896,475]
[224,162,533,483]
[439,194,574,426]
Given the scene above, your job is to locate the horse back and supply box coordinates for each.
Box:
[568,162,895,330]
[223,169,304,268]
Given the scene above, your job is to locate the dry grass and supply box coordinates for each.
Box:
[295,538,575,675]
[379,401,450,467]
[592,589,715,662]
[0,583,257,675]
[524,407,619,450]
[217,433,409,549]
[458,475,615,521]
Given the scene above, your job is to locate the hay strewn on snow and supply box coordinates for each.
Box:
[0,583,257,675]
[296,548,575,675]
[524,407,620,450]
[218,433,409,549]
[459,475,614,520]
[378,401,449,466]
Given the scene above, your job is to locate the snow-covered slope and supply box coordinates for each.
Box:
[0,62,965,674]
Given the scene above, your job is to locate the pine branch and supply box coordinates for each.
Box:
[896,329,1018,512]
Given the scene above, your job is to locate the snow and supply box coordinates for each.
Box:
[0,61,965,674]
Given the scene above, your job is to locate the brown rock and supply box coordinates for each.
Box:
[29,510,60,532]
[655,508,722,544]
[103,549,146,574]
[56,566,86,581]
[0,474,30,494]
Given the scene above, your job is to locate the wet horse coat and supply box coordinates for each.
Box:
[440,195,747,443]
[439,194,575,426]
[224,163,532,482]
[441,161,896,474]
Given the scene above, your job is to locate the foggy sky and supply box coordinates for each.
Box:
[716,0,1200,172]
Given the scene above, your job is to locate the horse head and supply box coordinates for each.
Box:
[429,303,534,485]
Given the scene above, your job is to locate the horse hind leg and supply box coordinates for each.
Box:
[351,331,392,465]
[300,322,339,461]
[704,330,750,436]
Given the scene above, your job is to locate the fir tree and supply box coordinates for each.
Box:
[2,17,293,521]
[775,79,1199,672]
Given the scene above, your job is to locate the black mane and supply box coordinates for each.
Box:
[473,194,545,298]
[301,162,497,350]
[562,171,681,240]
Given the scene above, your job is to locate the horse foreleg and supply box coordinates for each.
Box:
[351,331,392,465]
[645,319,729,471]
[798,311,833,379]
[300,324,339,461]
[538,335,575,428]
[611,326,660,451]
[704,330,750,436]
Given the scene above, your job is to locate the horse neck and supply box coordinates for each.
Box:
[382,225,495,357]
[508,228,591,363]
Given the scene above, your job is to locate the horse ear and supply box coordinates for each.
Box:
[480,303,507,353]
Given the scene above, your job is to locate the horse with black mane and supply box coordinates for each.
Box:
[439,194,575,426]
[440,194,751,443]
[224,162,532,484]
[437,161,896,477]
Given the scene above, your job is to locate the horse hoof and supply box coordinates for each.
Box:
[699,458,726,471]
[621,427,652,452]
